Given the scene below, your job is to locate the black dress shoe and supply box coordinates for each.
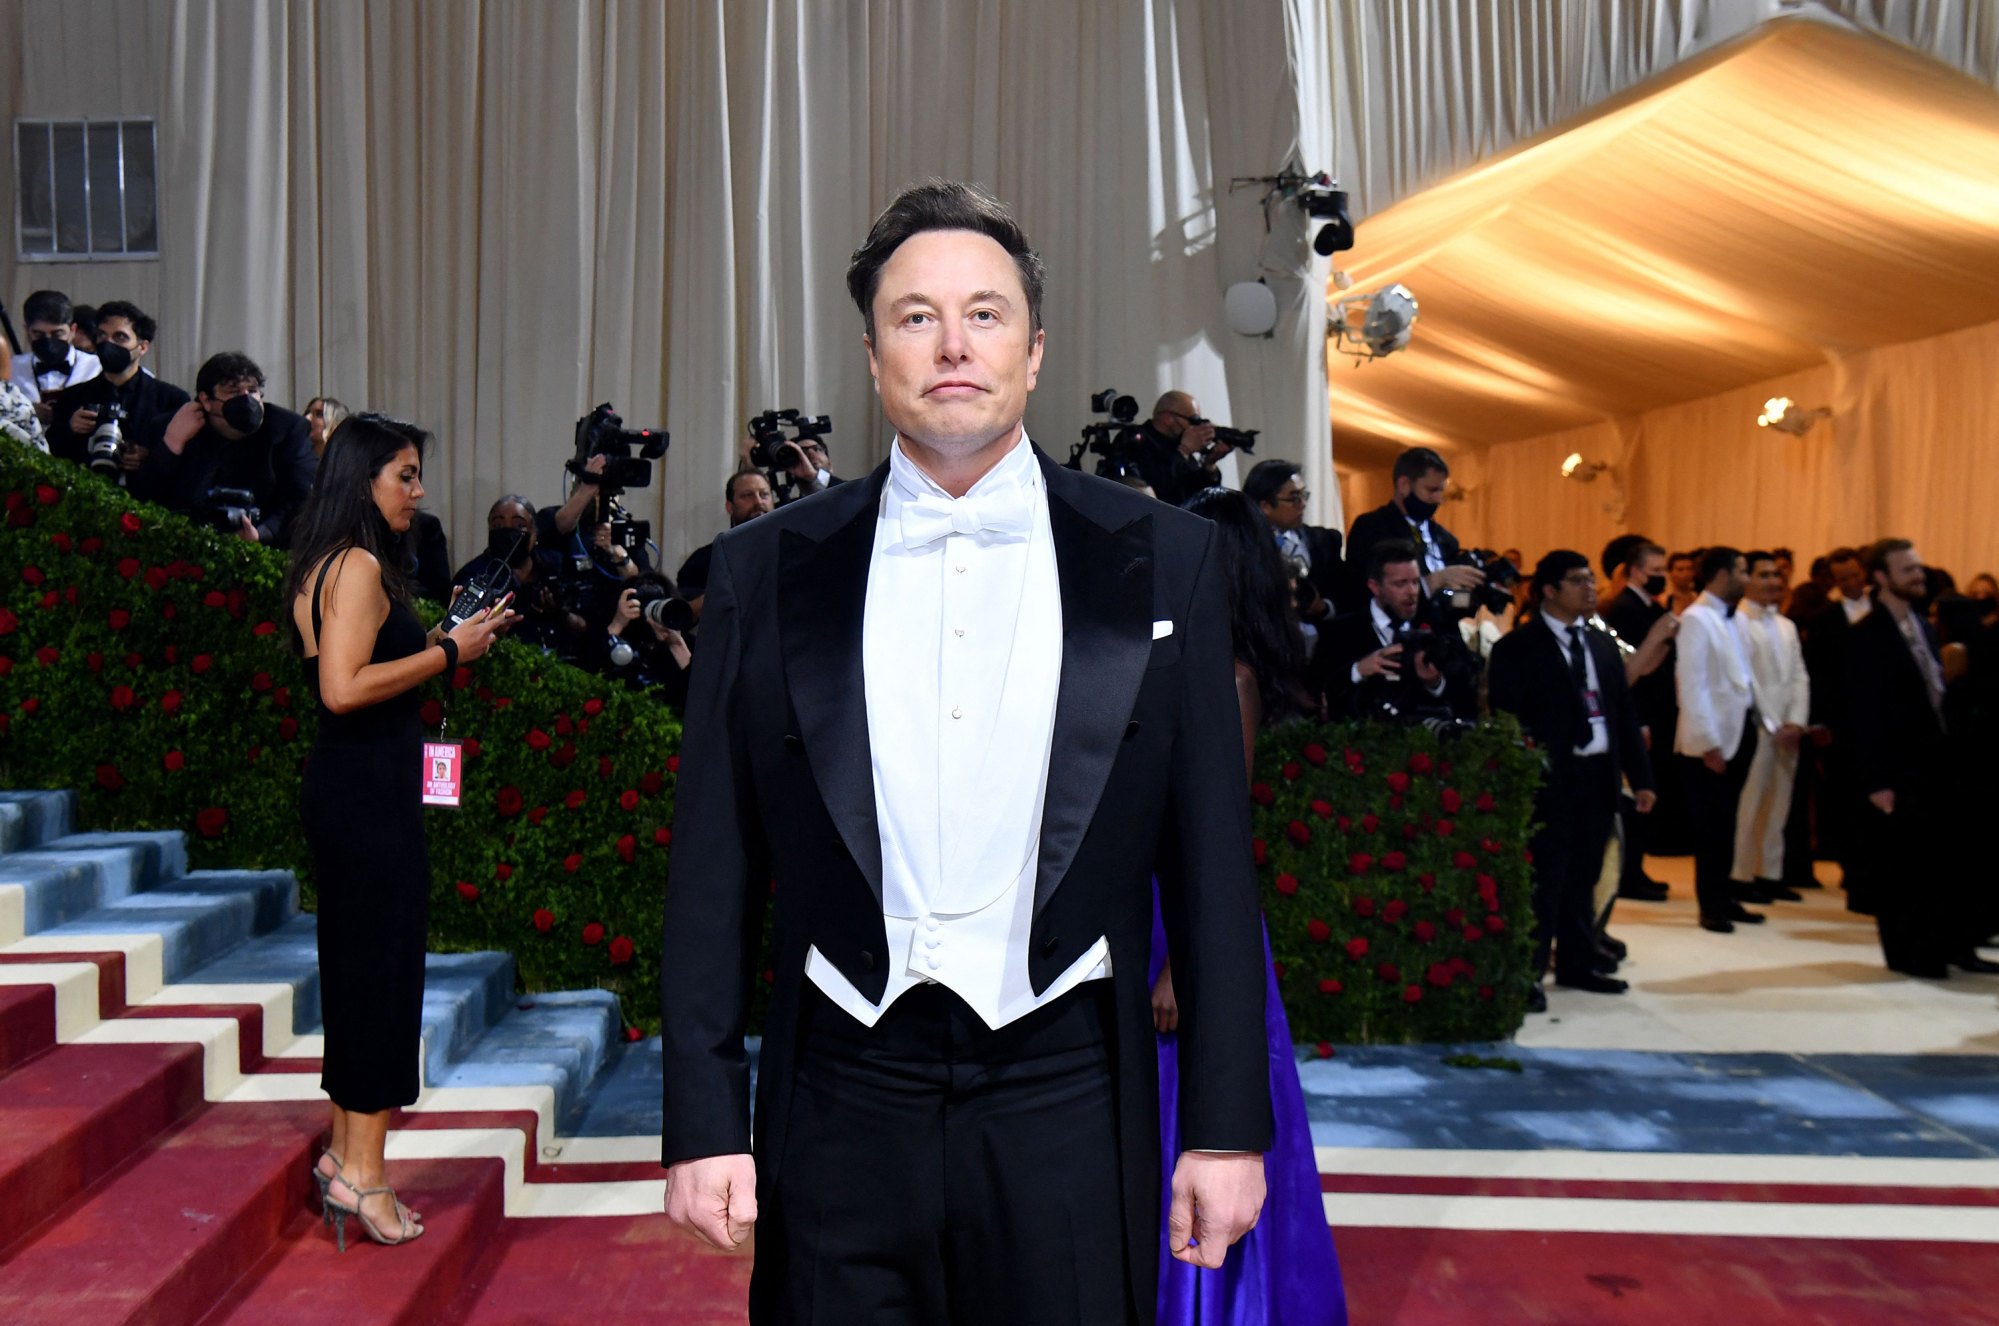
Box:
[1594,955,1622,977]
[1526,985,1548,1013]
[1724,904,1767,925]
[1618,882,1670,902]
[1737,882,1776,904]
[1950,956,1999,975]
[1699,915,1737,934]
[1758,879,1804,902]
[1600,934,1628,960]
[1556,972,1629,994]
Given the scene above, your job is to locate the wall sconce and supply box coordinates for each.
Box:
[1560,452,1609,481]
[1757,397,1830,436]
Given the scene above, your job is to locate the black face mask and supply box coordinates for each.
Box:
[1400,492,1439,523]
[30,336,69,370]
[94,341,134,375]
[220,394,265,433]
[486,527,530,565]
[1639,572,1666,596]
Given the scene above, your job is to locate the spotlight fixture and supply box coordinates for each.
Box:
[1301,179,1354,256]
[1756,397,1830,436]
[1328,283,1419,361]
[1560,452,1609,482]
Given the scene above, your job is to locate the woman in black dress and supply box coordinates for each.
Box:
[282,413,514,1248]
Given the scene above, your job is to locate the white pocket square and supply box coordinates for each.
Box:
[1152,620,1174,640]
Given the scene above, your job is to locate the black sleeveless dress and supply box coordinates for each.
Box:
[298,555,432,1113]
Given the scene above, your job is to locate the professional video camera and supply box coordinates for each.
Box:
[569,403,667,495]
[198,487,261,536]
[1442,549,1519,617]
[1067,388,1146,477]
[84,401,126,479]
[598,496,652,566]
[747,408,832,472]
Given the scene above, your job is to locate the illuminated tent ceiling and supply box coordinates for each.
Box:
[1326,18,1999,466]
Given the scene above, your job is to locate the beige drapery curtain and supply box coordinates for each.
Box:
[2,0,1343,561]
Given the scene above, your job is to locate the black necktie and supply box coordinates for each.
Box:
[1566,624,1588,689]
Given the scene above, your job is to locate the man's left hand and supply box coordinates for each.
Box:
[1412,650,1442,685]
[1634,789,1657,814]
[1167,1151,1264,1268]
[237,515,261,543]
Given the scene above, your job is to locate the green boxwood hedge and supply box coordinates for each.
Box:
[3,437,1541,1045]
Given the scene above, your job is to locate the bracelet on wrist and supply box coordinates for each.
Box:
[438,636,459,673]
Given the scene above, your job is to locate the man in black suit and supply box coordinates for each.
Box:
[1488,551,1656,1003]
[1847,538,1993,978]
[1310,538,1475,722]
[659,182,1269,1325]
[1801,546,1873,908]
[1601,536,1675,900]
[1344,446,1484,618]
[1130,389,1235,507]
[1244,457,1345,623]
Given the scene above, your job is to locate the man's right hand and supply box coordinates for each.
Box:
[70,406,99,436]
[1428,565,1485,594]
[1178,421,1217,456]
[665,1153,758,1251]
[579,453,608,484]
[163,401,205,455]
[1356,643,1403,679]
[1702,748,1727,775]
[1868,789,1895,816]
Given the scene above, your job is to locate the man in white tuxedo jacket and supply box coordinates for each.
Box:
[1733,552,1811,894]
[1675,546,1764,931]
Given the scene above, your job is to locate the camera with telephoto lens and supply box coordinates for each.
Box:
[1442,548,1519,616]
[198,487,261,536]
[569,403,667,495]
[85,401,126,478]
[631,578,695,634]
[747,408,833,472]
[1068,388,1147,478]
[1193,419,1258,455]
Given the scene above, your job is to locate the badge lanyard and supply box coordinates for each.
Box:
[421,659,464,808]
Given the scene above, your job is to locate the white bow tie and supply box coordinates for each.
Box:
[898,486,1034,548]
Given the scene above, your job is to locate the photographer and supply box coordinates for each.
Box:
[452,495,583,655]
[1133,390,1233,507]
[48,301,190,501]
[9,290,102,423]
[1346,447,1481,615]
[600,573,695,709]
[738,428,839,504]
[1309,539,1476,722]
[156,352,316,546]
[1245,458,1345,624]
[676,470,774,607]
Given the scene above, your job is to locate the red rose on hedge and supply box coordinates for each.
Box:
[1344,937,1369,960]
[1376,962,1400,983]
[1336,815,1351,832]
[35,646,58,667]
[79,536,101,554]
[1444,907,1466,925]
[1383,899,1408,922]
[1306,918,1332,943]
[1318,978,1342,995]
[564,790,586,810]
[118,557,144,579]
[1440,788,1462,814]
[191,654,213,674]
[144,566,168,591]
[456,882,480,901]
[583,697,604,716]
[1360,813,1379,834]
[1435,818,1455,836]
[34,483,60,506]
[640,771,663,796]
[581,923,605,946]
[1478,985,1495,1000]
[1352,895,1376,917]
[1464,924,1483,942]
[277,718,299,742]
[563,853,583,873]
[252,620,277,637]
[119,511,142,535]
[1485,914,1506,933]
[654,827,672,847]
[528,806,548,825]
[452,665,472,690]
[95,763,125,791]
[616,834,636,863]
[0,657,10,679]
[526,728,552,750]
[1385,771,1410,795]
[551,743,578,769]
[1310,799,1333,820]
[1427,962,1454,988]
[1273,872,1299,896]
[1281,760,1302,781]
[1380,850,1407,872]
[109,684,136,711]
[195,807,229,837]
[1453,850,1478,870]
[619,789,640,812]
[18,698,37,714]
[1408,752,1433,775]
[0,608,15,636]
[20,566,44,587]
[1402,984,1424,1003]
[555,714,575,737]
[1413,920,1437,943]
[532,908,555,932]
[667,755,680,773]
[609,935,635,966]
[495,862,514,880]
[1250,782,1275,807]
[1303,742,1327,766]
[157,690,182,716]
[1286,820,1311,846]
[250,672,272,692]
[1348,852,1373,875]
[496,786,524,816]
[122,651,141,670]
[50,532,72,552]
[202,589,226,607]
[1476,792,1497,813]
[464,738,482,760]
[419,699,443,727]
[163,751,185,772]
[1251,838,1267,866]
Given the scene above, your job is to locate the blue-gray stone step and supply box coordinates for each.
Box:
[34,869,298,984]
[0,790,75,853]
[559,1035,662,1137]
[419,951,519,1088]
[180,914,324,1033]
[39,829,189,889]
[437,989,621,1126]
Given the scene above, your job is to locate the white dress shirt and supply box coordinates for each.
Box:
[1543,611,1610,755]
[1739,600,1810,733]
[9,346,101,402]
[1675,590,1757,759]
[1838,592,1871,625]
[804,432,1110,1030]
[1349,600,1447,698]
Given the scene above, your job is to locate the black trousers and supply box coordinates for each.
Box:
[1780,736,1818,887]
[760,980,1131,1326]
[1679,717,1758,919]
[1529,755,1619,982]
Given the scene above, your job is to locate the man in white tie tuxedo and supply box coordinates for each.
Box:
[1732,552,1811,898]
[1675,546,1765,932]
[660,181,1269,1325]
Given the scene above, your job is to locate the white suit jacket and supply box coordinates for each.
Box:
[1675,591,1756,759]
[1740,601,1809,733]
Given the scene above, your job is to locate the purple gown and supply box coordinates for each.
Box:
[1151,889,1347,1326]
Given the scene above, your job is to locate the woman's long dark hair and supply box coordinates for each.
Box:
[1180,486,1313,724]
[280,412,429,650]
